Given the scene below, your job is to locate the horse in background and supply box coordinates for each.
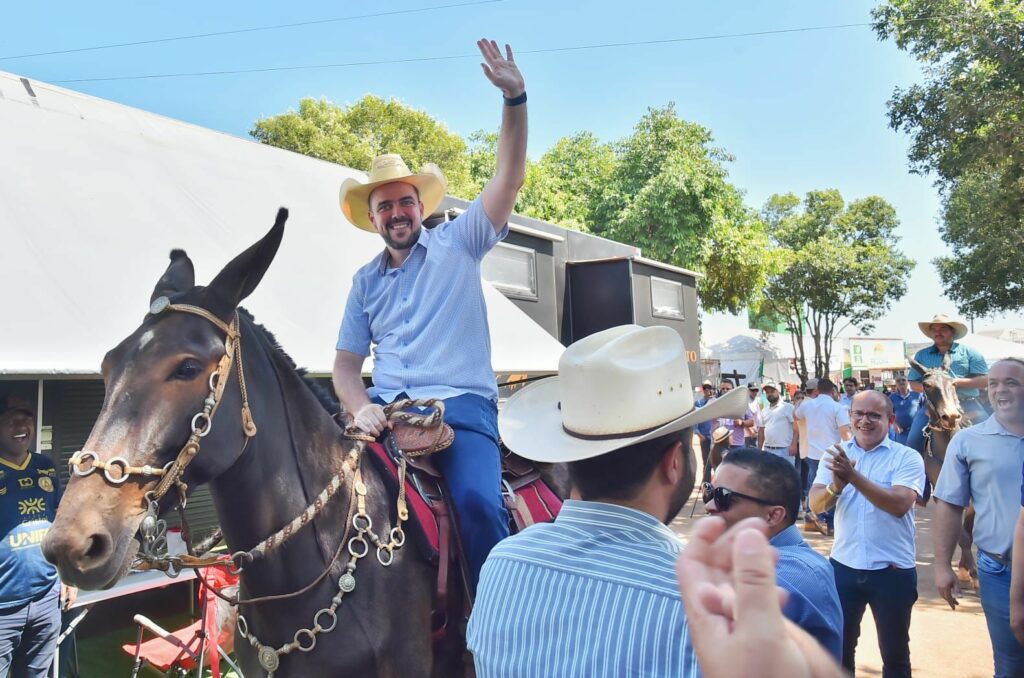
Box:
[909,355,979,584]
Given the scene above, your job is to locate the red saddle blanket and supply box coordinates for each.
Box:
[365,441,562,560]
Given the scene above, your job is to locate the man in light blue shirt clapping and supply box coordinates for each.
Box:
[810,390,925,678]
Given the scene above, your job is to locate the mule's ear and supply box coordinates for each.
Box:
[941,351,952,372]
[150,250,195,303]
[908,358,927,376]
[206,208,287,312]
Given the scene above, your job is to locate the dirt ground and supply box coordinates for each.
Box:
[674,453,994,678]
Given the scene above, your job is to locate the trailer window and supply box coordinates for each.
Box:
[482,242,538,301]
[651,277,685,319]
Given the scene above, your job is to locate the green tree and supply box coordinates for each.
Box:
[591,104,772,314]
[251,95,475,198]
[873,0,1024,315]
[759,190,915,381]
[934,169,1024,316]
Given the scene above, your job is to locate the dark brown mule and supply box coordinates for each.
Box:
[42,212,459,677]
[909,355,978,583]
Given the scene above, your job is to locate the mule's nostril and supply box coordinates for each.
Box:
[83,533,112,562]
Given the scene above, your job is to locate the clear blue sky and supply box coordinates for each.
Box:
[4,0,1021,340]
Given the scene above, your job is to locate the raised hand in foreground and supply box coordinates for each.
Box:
[677,517,846,678]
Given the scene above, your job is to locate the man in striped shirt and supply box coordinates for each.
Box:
[470,325,749,677]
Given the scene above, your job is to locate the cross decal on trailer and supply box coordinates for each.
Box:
[721,369,746,386]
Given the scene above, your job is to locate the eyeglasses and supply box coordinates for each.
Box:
[851,410,885,422]
[701,482,775,511]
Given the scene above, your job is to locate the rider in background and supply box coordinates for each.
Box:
[905,314,989,459]
[333,39,527,593]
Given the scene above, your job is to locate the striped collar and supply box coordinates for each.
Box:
[770,524,806,548]
[556,499,678,542]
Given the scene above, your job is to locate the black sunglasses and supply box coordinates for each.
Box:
[701,482,775,511]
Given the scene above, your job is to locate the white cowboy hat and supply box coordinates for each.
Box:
[499,325,749,463]
[339,154,448,232]
[917,313,968,341]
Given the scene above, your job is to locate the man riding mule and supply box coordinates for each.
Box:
[906,313,989,462]
[43,210,473,676]
[334,38,527,593]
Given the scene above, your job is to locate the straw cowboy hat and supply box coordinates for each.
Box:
[338,154,448,232]
[918,313,968,341]
[711,426,732,445]
[499,325,749,463]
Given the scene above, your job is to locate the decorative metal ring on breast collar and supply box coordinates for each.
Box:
[294,628,317,652]
[376,546,394,567]
[313,608,337,634]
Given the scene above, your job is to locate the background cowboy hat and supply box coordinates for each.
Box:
[499,325,749,463]
[917,313,969,341]
[339,154,448,232]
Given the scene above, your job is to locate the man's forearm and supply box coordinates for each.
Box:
[848,472,914,517]
[809,485,837,514]
[481,101,528,229]
[933,499,967,568]
[332,354,372,415]
[956,375,988,390]
[757,430,765,449]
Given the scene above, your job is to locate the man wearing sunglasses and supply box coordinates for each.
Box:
[704,450,843,661]
[809,390,924,678]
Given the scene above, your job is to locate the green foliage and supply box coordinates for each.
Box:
[874,0,1024,314]
[251,95,475,198]
[586,105,768,313]
[760,191,914,379]
[251,99,773,313]
[934,168,1024,316]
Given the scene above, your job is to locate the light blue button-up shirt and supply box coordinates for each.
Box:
[468,500,700,678]
[907,342,989,398]
[934,415,1024,556]
[771,524,844,661]
[337,197,507,403]
[815,437,925,570]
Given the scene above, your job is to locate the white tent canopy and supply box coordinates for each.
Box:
[704,330,844,385]
[953,334,1024,366]
[0,71,565,376]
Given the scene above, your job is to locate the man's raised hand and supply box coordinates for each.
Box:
[477,39,525,98]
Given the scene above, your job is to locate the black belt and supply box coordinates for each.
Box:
[980,549,1011,566]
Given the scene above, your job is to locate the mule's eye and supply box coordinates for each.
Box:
[171,359,203,381]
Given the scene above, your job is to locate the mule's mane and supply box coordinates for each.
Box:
[236,307,342,417]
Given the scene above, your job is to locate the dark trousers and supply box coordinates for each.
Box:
[0,581,61,678]
[831,559,917,678]
[374,392,509,594]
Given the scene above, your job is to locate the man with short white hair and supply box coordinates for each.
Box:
[757,380,797,466]
[936,358,1024,677]
[468,325,748,677]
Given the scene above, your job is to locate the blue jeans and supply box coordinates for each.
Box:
[0,580,61,678]
[375,393,509,594]
[832,559,917,678]
[977,552,1024,677]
